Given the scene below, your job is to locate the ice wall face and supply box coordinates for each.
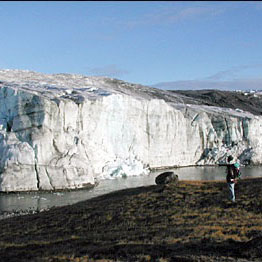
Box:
[0,70,261,192]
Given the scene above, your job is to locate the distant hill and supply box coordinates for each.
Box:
[170,89,262,116]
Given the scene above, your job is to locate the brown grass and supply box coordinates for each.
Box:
[0,178,262,261]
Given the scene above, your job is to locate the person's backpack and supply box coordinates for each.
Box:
[232,163,241,178]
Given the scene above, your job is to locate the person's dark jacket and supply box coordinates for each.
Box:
[226,164,237,183]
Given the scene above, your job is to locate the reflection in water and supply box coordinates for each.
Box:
[0,166,261,213]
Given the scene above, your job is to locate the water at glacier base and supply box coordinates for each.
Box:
[0,166,261,213]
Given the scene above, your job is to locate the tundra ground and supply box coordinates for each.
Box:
[0,178,261,262]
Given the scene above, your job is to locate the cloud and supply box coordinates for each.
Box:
[207,64,262,81]
[153,78,262,91]
[127,5,224,28]
[153,65,262,91]
[88,64,129,78]
[166,6,223,23]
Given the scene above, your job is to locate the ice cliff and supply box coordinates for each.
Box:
[0,69,261,191]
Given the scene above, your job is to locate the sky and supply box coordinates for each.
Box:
[0,1,262,91]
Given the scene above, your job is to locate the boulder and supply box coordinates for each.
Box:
[155,172,179,185]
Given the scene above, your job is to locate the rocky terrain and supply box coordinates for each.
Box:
[1,69,262,192]
[171,89,262,116]
[0,177,261,262]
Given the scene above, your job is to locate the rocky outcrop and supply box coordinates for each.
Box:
[0,70,261,191]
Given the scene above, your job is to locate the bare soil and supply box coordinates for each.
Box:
[0,177,262,262]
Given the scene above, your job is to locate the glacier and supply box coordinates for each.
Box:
[0,69,261,192]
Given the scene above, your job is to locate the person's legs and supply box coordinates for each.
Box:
[228,182,235,202]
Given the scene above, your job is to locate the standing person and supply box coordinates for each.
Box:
[225,155,241,202]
